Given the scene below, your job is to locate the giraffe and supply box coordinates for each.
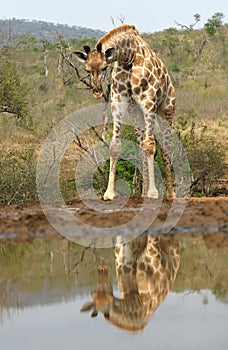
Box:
[80,234,180,332]
[74,24,176,200]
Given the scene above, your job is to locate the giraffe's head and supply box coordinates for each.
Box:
[80,264,148,332]
[80,263,150,332]
[80,264,114,318]
[74,43,115,99]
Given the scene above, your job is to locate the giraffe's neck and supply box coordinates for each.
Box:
[97,24,139,64]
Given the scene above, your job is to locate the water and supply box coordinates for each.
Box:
[0,291,227,350]
[0,234,227,349]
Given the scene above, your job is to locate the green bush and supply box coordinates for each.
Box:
[0,59,29,123]
[0,146,37,205]
[91,125,140,197]
[176,111,226,195]
[92,125,167,197]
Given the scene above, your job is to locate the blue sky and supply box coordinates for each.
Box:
[1,0,227,33]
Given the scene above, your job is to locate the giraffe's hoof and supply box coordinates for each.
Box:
[147,190,159,199]
[103,191,116,201]
[166,191,176,200]
[97,264,108,273]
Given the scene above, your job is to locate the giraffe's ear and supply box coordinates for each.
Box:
[105,47,115,64]
[96,43,102,52]
[80,301,94,312]
[74,51,88,62]
[83,45,91,54]
[91,310,98,318]
[74,46,91,62]
[73,46,90,63]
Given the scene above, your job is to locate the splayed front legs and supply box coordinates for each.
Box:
[103,104,175,201]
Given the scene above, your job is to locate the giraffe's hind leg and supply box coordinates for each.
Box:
[157,113,176,200]
[140,110,159,199]
[141,136,159,199]
[128,104,150,198]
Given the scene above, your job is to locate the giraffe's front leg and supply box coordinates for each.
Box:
[140,147,149,197]
[141,112,158,199]
[147,156,159,199]
[103,138,121,200]
[103,101,126,201]
[141,137,158,199]
[147,157,159,199]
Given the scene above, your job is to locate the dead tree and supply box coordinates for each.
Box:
[175,13,201,30]
[109,14,126,28]
[40,37,49,77]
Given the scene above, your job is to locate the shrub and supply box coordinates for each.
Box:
[0,146,37,205]
[0,58,29,124]
[176,111,226,195]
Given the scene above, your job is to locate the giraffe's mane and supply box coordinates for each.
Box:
[97,24,140,46]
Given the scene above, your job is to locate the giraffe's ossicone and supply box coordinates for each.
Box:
[80,235,180,332]
[75,24,176,200]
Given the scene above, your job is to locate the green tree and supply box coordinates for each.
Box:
[204,12,225,36]
[0,56,28,123]
[162,28,180,56]
[176,112,226,196]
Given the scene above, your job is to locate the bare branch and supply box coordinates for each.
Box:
[109,16,116,27]
[69,247,91,275]
[56,39,93,89]
[109,14,125,27]
[118,14,125,25]
[175,13,201,30]
[65,52,93,89]
[91,126,109,148]
[73,132,106,177]
[175,20,192,30]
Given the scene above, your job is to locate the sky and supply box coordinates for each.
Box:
[1,0,227,33]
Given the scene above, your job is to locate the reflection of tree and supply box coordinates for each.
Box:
[81,235,180,331]
[0,239,114,323]
[1,233,228,324]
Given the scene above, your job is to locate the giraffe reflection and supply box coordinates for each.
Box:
[81,235,180,332]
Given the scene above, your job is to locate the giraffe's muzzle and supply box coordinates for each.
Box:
[92,67,107,99]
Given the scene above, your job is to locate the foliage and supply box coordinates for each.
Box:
[176,111,226,196]
[92,125,140,197]
[0,55,29,123]
[162,28,180,56]
[204,12,225,36]
[0,146,37,205]
[0,234,228,318]
[0,14,227,203]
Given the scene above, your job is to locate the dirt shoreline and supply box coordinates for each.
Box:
[0,196,227,243]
